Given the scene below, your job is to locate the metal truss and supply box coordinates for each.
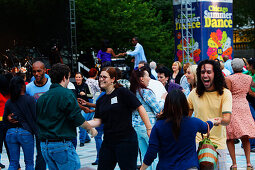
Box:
[181,0,195,64]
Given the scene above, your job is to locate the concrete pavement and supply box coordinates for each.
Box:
[1,138,255,169]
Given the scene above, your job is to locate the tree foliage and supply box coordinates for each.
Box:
[233,0,254,28]
[0,0,254,67]
[76,0,174,66]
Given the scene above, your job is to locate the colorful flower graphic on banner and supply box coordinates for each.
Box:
[207,29,233,61]
[176,37,201,64]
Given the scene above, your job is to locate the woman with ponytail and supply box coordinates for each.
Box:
[4,76,37,170]
[130,66,165,170]
[87,67,152,170]
[140,89,216,170]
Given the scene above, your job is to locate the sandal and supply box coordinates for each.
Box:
[247,165,254,170]
[230,165,237,170]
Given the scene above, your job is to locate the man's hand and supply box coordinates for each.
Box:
[88,128,98,138]
[7,113,18,124]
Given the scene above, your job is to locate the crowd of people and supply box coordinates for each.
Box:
[0,36,255,170]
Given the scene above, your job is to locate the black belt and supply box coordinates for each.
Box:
[41,139,71,143]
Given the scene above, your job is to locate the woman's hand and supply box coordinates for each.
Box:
[147,128,151,137]
[7,113,18,124]
[140,163,149,170]
[161,92,167,100]
[210,117,222,126]
[80,91,86,96]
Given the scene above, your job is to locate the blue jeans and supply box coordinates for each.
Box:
[71,137,77,149]
[79,110,94,143]
[134,126,158,170]
[40,141,80,170]
[95,125,104,162]
[35,136,46,170]
[6,128,34,170]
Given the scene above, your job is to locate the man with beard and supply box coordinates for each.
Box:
[26,61,51,170]
[187,59,232,170]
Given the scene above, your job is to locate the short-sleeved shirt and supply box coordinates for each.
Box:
[94,87,141,141]
[187,88,232,149]
[26,78,51,101]
[36,83,85,140]
[148,79,167,102]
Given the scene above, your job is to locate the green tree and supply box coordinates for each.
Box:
[76,0,174,66]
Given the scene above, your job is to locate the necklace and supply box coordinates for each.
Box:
[107,87,115,95]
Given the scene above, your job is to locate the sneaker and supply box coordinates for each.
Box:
[0,163,5,168]
[92,161,98,165]
[80,143,85,147]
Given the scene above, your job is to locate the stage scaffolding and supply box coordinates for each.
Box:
[69,0,78,73]
[180,0,194,64]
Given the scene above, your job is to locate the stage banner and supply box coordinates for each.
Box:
[173,0,233,64]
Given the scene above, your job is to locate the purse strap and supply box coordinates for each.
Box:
[201,122,210,139]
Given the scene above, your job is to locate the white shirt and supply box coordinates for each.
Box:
[151,69,158,80]
[148,79,167,102]
[126,43,147,68]
[67,82,75,90]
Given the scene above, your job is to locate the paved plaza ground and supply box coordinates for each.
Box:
[1,138,255,169]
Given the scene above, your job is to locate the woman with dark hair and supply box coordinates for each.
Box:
[87,67,152,170]
[97,39,120,68]
[130,66,164,170]
[244,59,255,109]
[86,68,100,99]
[85,68,101,164]
[225,58,255,170]
[140,89,216,170]
[4,76,37,170]
[74,72,93,146]
[244,58,255,152]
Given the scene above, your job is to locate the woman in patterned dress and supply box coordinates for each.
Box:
[226,58,255,170]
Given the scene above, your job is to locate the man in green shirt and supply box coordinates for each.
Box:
[36,63,97,170]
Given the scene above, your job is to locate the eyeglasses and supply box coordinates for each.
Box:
[99,75,110,80]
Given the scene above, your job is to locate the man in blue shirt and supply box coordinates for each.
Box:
[26,61,51,170]
[124,37,147,69]
[223,56,233,74]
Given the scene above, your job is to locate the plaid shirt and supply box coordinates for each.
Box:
[132,88,164,127]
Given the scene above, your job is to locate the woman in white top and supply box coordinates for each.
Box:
[85,68,101,99]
